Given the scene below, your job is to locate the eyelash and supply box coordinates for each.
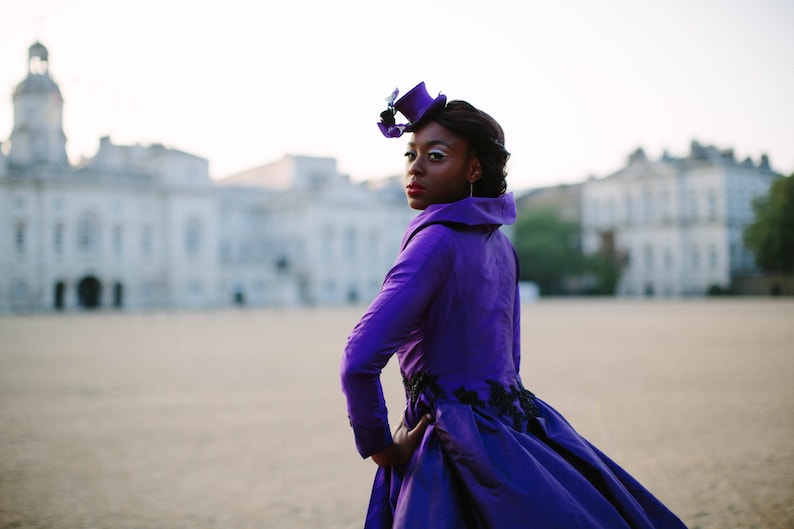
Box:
[404,151,445,161]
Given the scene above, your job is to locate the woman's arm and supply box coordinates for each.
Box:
[340,225,452,459]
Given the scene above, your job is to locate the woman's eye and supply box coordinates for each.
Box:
[404,151,416,161]
[428,152,445,161]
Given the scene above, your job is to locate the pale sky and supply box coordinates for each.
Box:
[1,0,792,191]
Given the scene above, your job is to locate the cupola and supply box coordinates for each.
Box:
[8,42,69,169]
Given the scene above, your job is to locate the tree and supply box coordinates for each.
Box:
[586,230,624,295]
[744,175,794,273]
[513,208,587,295]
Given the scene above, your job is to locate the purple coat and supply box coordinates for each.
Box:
[340,194,688,528]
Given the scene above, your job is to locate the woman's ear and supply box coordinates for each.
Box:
[469,159,482,182]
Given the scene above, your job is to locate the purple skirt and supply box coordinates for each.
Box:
[364,399,687,529]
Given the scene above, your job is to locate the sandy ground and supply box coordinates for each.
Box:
[0,299,792,529]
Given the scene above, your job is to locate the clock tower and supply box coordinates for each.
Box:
[8,41,69,169]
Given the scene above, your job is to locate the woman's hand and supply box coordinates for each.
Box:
[371,414,433,467]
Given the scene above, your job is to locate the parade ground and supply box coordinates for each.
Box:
[1,299,792,529]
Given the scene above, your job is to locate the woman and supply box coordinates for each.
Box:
[340,82,687,528]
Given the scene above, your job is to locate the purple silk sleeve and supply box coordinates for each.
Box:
[340,225,452,458]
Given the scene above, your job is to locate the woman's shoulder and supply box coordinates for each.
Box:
[403,220,462,248]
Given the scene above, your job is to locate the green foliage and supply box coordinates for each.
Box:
[706,283,733,296]
[514,208,623,296]
[587,253,622,295]
[744,175,794,273]
[513,209,587,295]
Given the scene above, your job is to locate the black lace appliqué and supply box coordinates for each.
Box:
[402,372,444,405]
[404,371,540,431]
[486,380,540,430]
[453,387,486,408]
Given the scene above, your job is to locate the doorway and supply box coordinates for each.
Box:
[78,276,102,309]
[54,281,65,310]
[112,282,124,308]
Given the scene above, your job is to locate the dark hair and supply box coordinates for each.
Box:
[426,100,510,198]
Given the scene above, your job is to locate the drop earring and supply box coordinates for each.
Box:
[469,180,474,197]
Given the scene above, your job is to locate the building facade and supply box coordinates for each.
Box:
[0,42,413,312]
[217,157,414,307]
[580,144,779,297]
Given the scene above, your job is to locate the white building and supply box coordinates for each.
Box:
[0,42,413,312]
[581,144,779,297]
[217,156,414,307]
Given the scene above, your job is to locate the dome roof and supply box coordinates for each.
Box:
[29,41,49,62]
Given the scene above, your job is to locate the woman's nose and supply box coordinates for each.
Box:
[408,158,423,176]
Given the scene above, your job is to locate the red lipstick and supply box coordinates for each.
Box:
[406,182,425,197]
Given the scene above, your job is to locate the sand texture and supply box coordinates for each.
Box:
[1,299,792,528]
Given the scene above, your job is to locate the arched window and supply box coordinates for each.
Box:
[77,213,100,255]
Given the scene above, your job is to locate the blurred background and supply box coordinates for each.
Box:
[1,0,792,311]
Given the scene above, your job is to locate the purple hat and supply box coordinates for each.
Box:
[377,82,447,138]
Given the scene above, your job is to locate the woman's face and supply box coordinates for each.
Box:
[404,121,480,210]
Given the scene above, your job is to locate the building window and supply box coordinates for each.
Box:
[15,222,25,254]
[643,245,654,271]
[322,227,335,260]
[13,282,29,302]
[643,189,654,222]
[113,225,123,257]
[369,230,380,266]
[324,279,336,300]
[691,246,700,270]
[709,244,719,270]
[185,218,202,256]
[660,190,670,221]
[607,198,616,226]
[141,282,153,304]
[625,195,633,224]
[689,191,698,220]
[220,241,232,261]
[188,280,203,298]
[664,247,673,270]
[707,189,718,220]
[591,201,600,225]
[141,226,153,257]
[54,223,64,255]
[77,213,100,255]
[345,226,357,260]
